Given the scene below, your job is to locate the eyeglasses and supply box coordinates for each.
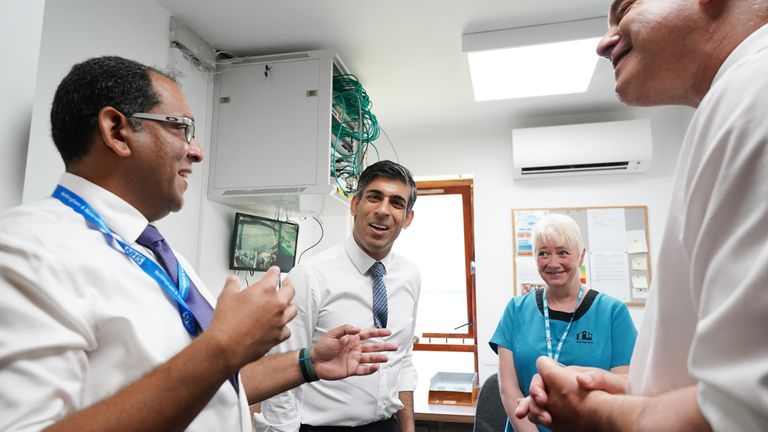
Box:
[130,112,195,144]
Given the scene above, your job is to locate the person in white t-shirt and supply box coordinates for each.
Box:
[515,1,768,431]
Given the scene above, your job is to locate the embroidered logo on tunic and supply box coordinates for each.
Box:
[576,330,593,343]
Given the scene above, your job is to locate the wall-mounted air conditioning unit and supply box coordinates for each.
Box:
[512,119,652,178]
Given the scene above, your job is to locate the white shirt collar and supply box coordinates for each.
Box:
[344,236,393,275]
[712,23,768,86]
[58,172,148,243]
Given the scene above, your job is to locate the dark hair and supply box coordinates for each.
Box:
[355,160,417,212]
[50,56,175,165]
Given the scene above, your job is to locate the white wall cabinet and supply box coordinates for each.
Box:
[208,50,349,215]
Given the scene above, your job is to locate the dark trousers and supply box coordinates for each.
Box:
[299,417,400,432]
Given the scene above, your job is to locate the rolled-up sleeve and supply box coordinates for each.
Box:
[0,238,93,432]
[260,265,317,432]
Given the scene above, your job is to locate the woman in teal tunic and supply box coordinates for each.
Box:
[490,214,637,432]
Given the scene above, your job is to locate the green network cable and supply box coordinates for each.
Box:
[330,74,381,196]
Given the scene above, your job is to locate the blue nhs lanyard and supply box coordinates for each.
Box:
[52,185,198,337]
[543,285,584,362]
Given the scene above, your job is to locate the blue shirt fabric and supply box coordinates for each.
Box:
[490,289,637,432]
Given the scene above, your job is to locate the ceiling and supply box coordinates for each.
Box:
[156,0,626,129]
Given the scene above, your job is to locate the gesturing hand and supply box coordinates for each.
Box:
[311,325,398,380]
[207,267,297,371]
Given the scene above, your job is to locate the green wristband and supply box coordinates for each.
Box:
[298,347,319,383]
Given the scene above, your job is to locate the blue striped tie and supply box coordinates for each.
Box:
[137,224,239,394]
[369,261,388,328]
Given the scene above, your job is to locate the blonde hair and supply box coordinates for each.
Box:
[531,214,585,255]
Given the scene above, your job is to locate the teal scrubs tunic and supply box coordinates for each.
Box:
[490,289,637,432]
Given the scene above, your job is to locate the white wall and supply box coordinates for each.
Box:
[22,0,170,206]
[23,0,171,205]
[377,106,693,382]
[0,0,45,211]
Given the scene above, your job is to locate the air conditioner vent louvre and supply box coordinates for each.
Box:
[512,119,652,179]
[521,161,629,175]
[222,186,307,196]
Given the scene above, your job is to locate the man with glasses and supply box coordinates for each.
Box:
[0,56,397,431]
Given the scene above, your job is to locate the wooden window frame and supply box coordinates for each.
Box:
[411,179,478,374]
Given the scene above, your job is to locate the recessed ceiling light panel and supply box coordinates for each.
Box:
[467,38,601,101]
[462,17,606,101]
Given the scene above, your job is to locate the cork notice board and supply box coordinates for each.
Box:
[512,206,651,306]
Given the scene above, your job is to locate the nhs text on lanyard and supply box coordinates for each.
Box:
[543,285,584,363]
[53,185,199,337]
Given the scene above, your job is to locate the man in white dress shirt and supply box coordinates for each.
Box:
[0,55,397,431]
[262,160,421,432]
[517,1,768,431]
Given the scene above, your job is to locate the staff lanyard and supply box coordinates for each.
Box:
[543,285,584,363]
[52,185,198,337]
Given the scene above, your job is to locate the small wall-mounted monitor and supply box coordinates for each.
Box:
[229,212,299,273]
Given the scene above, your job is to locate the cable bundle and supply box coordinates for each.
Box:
[331,74,381,196]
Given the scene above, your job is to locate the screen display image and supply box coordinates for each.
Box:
[229,213,299,273]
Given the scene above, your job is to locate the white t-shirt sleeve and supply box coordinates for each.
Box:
[685,51,768,431]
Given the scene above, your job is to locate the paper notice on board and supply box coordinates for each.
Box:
[633,288,649,300]
[589,252,630,302]
[627,230,648,254]
[587,209,627,252]
[515,257,545,295]
[580,252,591,286]
[631,255,648,271]
[515,211,548,255]
[631,274,649,289]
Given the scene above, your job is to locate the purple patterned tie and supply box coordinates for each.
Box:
[369,262,388,328]
[137,224,239,393]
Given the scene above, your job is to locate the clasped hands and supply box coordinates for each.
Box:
[515,356,629,431]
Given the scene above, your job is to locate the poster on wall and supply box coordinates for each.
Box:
[514,210,548,256]
[515,256,545,295]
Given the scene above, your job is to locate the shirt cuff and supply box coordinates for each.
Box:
[398,366,418,392]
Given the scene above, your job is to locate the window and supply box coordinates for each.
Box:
[394,178,478,373]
